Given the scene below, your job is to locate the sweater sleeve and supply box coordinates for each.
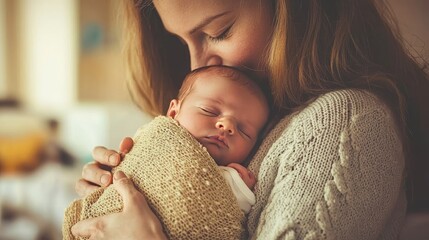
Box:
[249,90,406,240]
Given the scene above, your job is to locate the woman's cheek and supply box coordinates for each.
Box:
[222,42,259,70]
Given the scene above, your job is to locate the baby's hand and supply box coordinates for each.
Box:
[227,163,256,190]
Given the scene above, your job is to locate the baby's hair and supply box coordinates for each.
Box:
[177,65,271,108]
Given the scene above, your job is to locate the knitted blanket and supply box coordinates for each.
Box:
[63,116,245,240]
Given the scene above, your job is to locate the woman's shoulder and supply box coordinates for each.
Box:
[254,89,394,150]
[248,89,406,240]
[301,89,390,120]
[260,89,399,158]
[285,89,395,132]
[251,90,383,170]
[250,89,399,175]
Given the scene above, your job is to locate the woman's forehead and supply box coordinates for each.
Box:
[152,0,239,34]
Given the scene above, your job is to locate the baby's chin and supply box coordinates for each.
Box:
[207,151,224,165]
[203,144,227,165]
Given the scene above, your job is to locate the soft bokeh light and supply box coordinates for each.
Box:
[0,0,6,96]
[0,0,151,239]
[18,0,78,114]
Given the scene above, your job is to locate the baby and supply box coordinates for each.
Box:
[63,65,269,239]
[166,65,269,212]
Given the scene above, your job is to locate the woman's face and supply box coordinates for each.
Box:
[153,0,274,78]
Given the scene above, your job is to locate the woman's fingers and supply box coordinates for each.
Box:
[75,178,100,197]
[112,171,147,211]
[74,140,132,199]
[112,171,166,237]
[71,216,103,238]
[92,146,121,167]
[73,171,166,239]
[81,161,113,187]
[119,137,134,156]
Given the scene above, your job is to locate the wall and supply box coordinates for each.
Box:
[387,0,429,67]
[78,0,129,102]
[1,0,152,164]
[0,0,7,97]
[17,0,78,115]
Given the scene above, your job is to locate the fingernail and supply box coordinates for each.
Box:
[109,154,118,165]
[101,174,110,185]
[114,170,125,180]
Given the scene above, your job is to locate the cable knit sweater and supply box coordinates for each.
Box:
[247,89,406,240]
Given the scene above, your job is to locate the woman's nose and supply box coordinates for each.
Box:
[215,118,236,135]
[189,47,222,70]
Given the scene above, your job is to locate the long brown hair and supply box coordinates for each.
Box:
[121,0,428,210]
[121,0,189,116]
[268,0,428,211]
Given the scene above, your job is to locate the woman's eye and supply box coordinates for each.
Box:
[207,25,232,42]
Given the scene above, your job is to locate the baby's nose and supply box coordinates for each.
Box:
[216,119,236,135]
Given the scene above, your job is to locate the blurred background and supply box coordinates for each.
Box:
[0,0,427,239]
[0,0,152,239]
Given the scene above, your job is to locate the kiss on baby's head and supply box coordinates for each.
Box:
[177,65,270,104]
[167,65,270,167]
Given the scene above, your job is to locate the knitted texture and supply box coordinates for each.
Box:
[247,90,406,240]
[63,116,245,240]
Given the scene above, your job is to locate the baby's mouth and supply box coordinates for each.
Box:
[205,135,228,148]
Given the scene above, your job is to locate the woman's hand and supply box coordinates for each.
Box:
[71,171,167,240]
[75,137,134,197]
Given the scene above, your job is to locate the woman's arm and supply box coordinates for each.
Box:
[250,90,406,239]
[72,171,167,240]
[75,137,134,197]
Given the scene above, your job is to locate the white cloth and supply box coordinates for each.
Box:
[218,166,256,213]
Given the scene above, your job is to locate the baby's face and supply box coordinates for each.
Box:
[168,73,268,166]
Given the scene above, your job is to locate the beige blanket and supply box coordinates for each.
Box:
[63,116,245,240]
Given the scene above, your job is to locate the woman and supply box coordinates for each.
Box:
[72,0,429,239]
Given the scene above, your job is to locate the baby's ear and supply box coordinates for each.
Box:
[166,99,179,118]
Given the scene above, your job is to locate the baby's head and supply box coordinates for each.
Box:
[167,65,270,167]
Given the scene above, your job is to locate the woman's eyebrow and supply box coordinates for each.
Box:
[189,11,231,35]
